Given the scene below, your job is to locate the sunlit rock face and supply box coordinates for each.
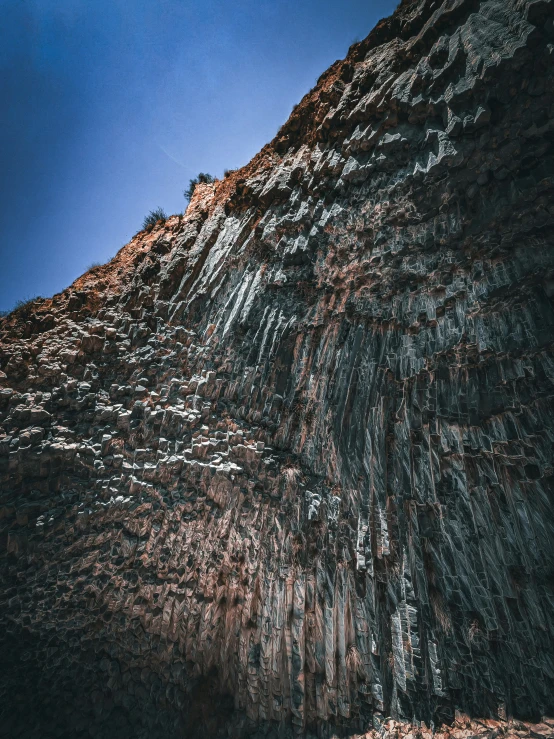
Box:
[1,0,554,737]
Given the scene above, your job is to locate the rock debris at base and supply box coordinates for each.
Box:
[1,0,554,737]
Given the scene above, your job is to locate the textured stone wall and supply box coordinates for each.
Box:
[1,0,554,737]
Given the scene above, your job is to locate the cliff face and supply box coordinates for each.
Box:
[1,1,554,737]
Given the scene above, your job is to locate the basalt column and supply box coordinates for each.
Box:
[1,0,554,737]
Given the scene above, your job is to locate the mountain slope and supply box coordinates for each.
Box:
[1,0,554,737]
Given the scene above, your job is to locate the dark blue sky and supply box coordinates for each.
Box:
[0,0,396,312]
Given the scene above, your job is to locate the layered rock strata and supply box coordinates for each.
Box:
[1,0,554,736]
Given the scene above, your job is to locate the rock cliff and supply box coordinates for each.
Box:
[1,0,554,737]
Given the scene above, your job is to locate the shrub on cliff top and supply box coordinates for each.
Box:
[11,296,43,318]
[142,208,167,230]
[184,173,215,202]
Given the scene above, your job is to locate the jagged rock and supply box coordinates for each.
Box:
[1,0,554,737]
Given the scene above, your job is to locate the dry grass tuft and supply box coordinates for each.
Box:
[346,644,362,675]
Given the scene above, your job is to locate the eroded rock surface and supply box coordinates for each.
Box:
[1,0,554,737]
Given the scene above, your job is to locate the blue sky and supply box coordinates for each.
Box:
[0,0,397,312]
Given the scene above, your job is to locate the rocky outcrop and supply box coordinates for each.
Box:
[1,0,554,737]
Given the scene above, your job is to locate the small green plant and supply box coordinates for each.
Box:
[85,261,104,271]
[223,168,237,178]
[142,208,167,230]
[14,296,41,309]
[184,173,215,201]
[10,296,43,318]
